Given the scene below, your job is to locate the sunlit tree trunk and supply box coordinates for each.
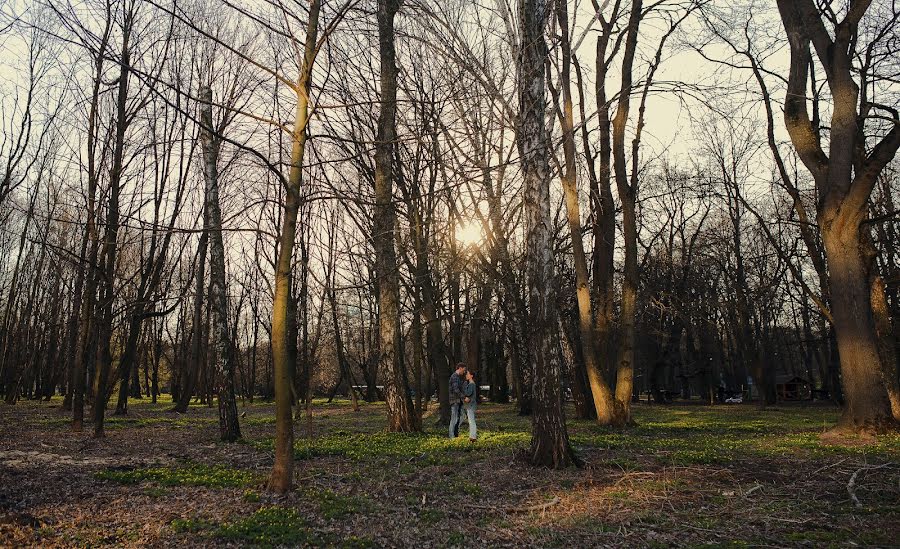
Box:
[776,0,900,434]
[585,2,620,397]
[268,0,321,493]
[610,0,642,425]
[552,0,616,425]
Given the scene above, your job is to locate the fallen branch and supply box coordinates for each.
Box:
[469,495,561,514]
[847,463,893,508]
[810,458,848,476]
[744,484,763,498]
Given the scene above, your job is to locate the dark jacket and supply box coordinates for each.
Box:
[449,372,464,404]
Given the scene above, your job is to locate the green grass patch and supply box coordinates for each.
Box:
[170,507,375,548]
[171,517,216,533]
[419,508,445,525]
[449,480,482,496]
[216,507,313,547]
[96,462,257,488]
[253,430,529,462]
[446,531,465,546]
[306,488,373,519]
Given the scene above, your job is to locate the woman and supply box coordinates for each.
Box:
[462,370,477,442]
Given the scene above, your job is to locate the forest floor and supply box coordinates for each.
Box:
[1,397,899,548]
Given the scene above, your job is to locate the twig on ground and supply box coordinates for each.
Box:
[847,463,893,508]
[810,457,848,476]
[469,495,561,514]
[744,484,763,498]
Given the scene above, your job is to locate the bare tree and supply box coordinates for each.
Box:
[518,0,577,468]
[374,0,418,432]
[775,0,900,434]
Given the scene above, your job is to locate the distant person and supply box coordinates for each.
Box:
[463,369,478,442]
[449,363,466,439]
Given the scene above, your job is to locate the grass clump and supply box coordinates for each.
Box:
[419,508,445,525]
[450,480,482,496]
[306,488,373,519]
[96,462,256,488]
[253,430,529,462]
[217,506,313,547]
[170,517,215,533]
[169,507,376,548]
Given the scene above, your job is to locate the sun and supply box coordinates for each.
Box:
[455,220,484,247]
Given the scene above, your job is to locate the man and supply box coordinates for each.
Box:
[448,363,467,438]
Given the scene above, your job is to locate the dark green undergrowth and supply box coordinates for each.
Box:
[170,507,375,548]
[252,429,529,463]
[96,462,258,488]
[305,488,374,519]
[569,406,900,464]
[240,404,900,468]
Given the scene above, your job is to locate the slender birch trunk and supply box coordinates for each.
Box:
[199,85,241,441]
[518,0,577,468]
[268,0,321,492]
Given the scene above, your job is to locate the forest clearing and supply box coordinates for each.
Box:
[1,398,898,547]
[2,0,900,546]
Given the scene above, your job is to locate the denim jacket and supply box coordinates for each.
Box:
[463,381,476,408]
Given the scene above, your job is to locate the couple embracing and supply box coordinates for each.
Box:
[448,363,477,442]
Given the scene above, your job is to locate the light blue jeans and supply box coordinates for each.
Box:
[464,403,477,439]
[449,402,463,438]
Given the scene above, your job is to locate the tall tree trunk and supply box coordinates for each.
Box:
[823,226,894,431]
[374,0,418,433]
[587,3,619,392]
[610,0,642,425]
[113,315,143,414]
[518,0,577,468]
[268,0,320,493]
[199,86,241,442]
[93,18,132,438]
[175,215,208,414]
[552,0,617,425]
[776,0,900,434]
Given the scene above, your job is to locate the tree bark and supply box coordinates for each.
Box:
[610,0,642,425]
[374,0,419,433]
[518,0,577,468]
[776,0,900,434]
[93,16,132,438]
[588,2,620,393]
[552,0,617,425]
[199,85,241,442]
[268,0,320,493]
[174,212,208,414]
